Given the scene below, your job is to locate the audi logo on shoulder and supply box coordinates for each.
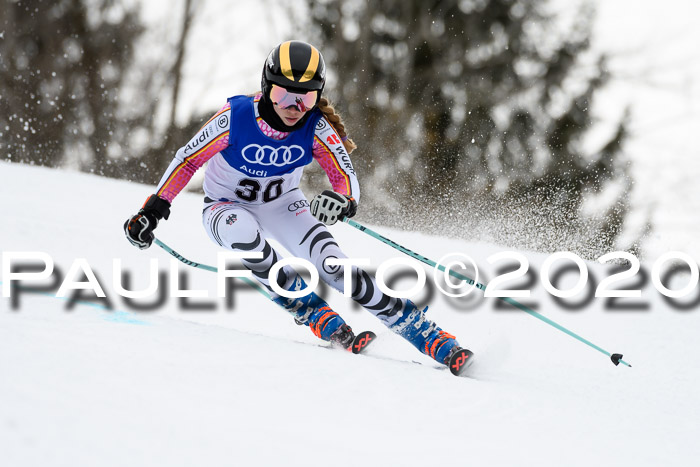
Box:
[288,200,310,212]
[241,144,305,167]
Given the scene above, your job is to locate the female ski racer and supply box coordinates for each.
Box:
[124,40,471,368]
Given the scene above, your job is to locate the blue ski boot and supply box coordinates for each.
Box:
[389,300,461,365]
[272,276,352,346]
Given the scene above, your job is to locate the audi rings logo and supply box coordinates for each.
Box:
[288,200,310,212]
[241,144,305,167]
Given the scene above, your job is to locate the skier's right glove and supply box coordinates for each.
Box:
[124,194,171,250]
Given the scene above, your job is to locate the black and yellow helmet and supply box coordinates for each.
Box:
[261,40,326,98]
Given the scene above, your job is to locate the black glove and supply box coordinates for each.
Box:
[310,190,357,226]
[124,195,171,249]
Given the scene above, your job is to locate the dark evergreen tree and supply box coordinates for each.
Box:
[303,0,631,257]
[0,0,161,179]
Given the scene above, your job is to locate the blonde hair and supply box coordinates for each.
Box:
[318,97,357,154]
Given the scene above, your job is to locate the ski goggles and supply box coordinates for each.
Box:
[269,84,318,112]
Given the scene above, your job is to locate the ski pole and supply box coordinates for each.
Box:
[153,237,272,299]
[342,217,631,367]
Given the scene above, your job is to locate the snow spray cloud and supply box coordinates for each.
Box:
[1,250,699,312]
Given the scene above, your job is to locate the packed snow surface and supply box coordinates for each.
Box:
[1,161,698,466]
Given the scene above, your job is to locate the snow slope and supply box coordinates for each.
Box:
[1,161,699,467]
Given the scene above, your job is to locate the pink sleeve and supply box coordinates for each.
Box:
[312,137,353,196]
[312,117,360,200]
[156,104,231,202]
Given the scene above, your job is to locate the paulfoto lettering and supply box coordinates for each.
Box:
[2,250,699,307]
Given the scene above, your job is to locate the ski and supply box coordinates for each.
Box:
[345,332,475,377]
[448,348,474,376]
[347,333,476,378]
[349,330,376,354]
[297,330,477,378]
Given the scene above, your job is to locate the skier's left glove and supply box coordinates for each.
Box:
[310,190,357,226]
[124,194,171,249]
